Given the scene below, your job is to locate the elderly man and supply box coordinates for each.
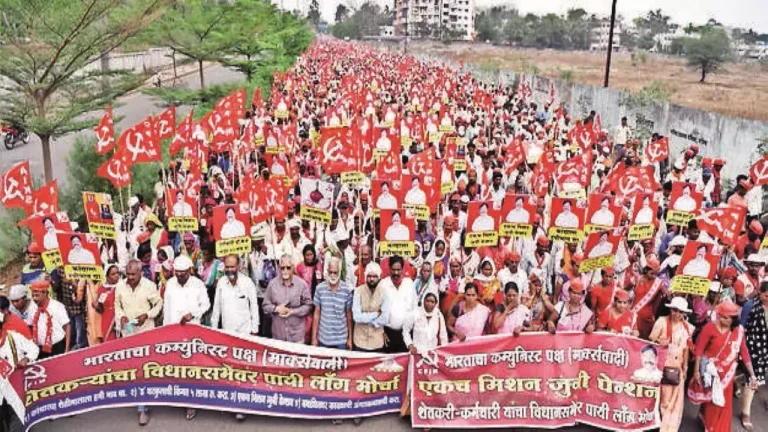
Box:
[114,259,163,426]
[312,258,353,350]
[163,254,210,420]
[277,219,309,266]
[29,280,70,358]
[380,256,416,353]
[0,308,39,432]
[8,284,37,327]
[352,262,390,352]
[263,254,313,343]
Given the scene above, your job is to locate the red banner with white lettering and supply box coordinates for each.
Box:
[411,332,665,431]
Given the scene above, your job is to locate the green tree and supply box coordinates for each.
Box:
[145,0,238,89]
[0,0,169,182]
[683,27,732,82]
[565,8,590,50]
[334,3,349,23]
[307,0,321,25]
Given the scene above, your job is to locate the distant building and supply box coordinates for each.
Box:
[590,19,621,51]
[394,0,474,41]
[652,29,694,52]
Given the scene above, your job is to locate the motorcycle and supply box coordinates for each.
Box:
[2,125,29,150]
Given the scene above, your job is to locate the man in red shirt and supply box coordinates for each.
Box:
[735,254,764,305]
[0,295,32,340]
[734,220,763,260]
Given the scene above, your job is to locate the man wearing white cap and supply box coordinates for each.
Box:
[8,284,37,327]
[0,306,39,432]
[210,254,259,421]
[352,262,390,352]
[161,254,209,421]
[275,219,309,267]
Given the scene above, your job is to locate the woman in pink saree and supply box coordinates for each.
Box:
[446,283,490,342]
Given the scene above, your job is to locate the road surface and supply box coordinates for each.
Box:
[31,388,768,432]
[0,64,244,186]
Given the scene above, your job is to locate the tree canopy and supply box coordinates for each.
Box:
[682,26,732,83]
[0,0,170,182]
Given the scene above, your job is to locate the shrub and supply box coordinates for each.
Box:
[559,68,574,81]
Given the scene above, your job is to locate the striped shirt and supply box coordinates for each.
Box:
[313,281,353,347]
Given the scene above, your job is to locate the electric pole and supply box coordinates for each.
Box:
[603,0,618,87]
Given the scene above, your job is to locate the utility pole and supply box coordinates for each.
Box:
[603,0,618,87]
[404,0,409,54]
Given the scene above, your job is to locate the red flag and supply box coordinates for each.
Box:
[251,87,263,109]
[568,122,595,151]
[375,149,403,182]
[170,108,194,156]
[118,117,160,164]
[318,127,357,174]
[555,151,593,189]
[749,155,768,187]
[96,149,132,188]
[605,165,660,198]
[645,137,669,163]
[697,206,746,246]
[94,106,115,155]
[593,114,602,135]
[502,136,526,175]
[212,115,237,153]
[30,180,59,216]
[0,161,33,209]
[156,105,176,141]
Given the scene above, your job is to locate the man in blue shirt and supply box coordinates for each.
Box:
[20,242,59,298]
[312,257,353,350]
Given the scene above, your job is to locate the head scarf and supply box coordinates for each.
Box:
[474,257,497,283]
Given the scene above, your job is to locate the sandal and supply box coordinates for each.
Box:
[185,408,196,420]
[741,414,754,431]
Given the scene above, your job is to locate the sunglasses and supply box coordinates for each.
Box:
[280,266,292,270]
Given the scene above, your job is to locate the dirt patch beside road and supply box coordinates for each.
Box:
[413,42,768,122]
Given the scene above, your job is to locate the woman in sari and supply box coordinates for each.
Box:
[429,240,448,286]
[689,301,758,432]
[473,258,503,309]
[296,244,322,343]
[447,284,490,342]
[144,213,168,251]
[414,262,438,307]
[524,269,555,331]
[439,256,465,317]
[649,297,694,432]
[493,283,531,335]
[597,290,638,336]
[741,282,768,430]
[94,263,120,343]
[548,281,594,333]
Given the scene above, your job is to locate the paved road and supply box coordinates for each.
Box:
[0,64,244,186]
[31,388,768,432]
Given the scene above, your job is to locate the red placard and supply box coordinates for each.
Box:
[676,241,719,280]
[57,232,101,266]
[379,209,416,242]
[550,197,585,230]
[212,203,251,241]
[466,201,501,233]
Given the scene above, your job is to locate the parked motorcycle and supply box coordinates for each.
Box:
[2,125,29,150]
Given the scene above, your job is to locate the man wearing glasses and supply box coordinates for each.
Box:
[311,258,353,350]
[262,255,313,343]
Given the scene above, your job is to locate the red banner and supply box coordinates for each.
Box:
[11,325,409,429]
[411,332,665,431]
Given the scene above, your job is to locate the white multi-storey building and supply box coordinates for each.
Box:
[590,19,621,51]
[395,0,474,41]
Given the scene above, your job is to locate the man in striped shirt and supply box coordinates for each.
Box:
[311,257,353,350]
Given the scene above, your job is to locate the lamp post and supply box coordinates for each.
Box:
[603,0,618,87]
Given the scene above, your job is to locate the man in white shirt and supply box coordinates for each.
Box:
[590,197,615,227]
[588,233,615,258]
[682,245,711,278]
[42,217,59,250]
[380,256,416,353]
[634,195,655,225]
[220,207,246,239]
[614,117,631,146]
[554,200,579,229]
[672,185,698,213]
[497,252,529,297]
[0,315,39,431]
[8,284,37,326]
[384,210,410,241]
[375,130,392,153]
[29,280,70,358]
[404,177,427,206]
[172,190,194,217]
[471,203,496,232]
[210,255,258,421]
[67,235,96,265]
[161,255,210,420]
[506,197,531,224]
[376,182,398,210]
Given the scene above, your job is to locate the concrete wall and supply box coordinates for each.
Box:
[81,48,184,74]
[368,41,768,181]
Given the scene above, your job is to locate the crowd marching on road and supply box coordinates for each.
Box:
[0,38,767,432]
